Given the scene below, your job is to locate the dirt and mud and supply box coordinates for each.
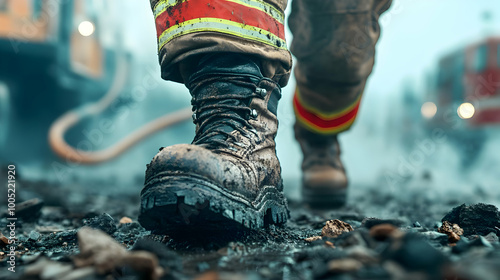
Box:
[1,174,500,280]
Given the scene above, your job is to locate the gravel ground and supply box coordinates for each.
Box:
[0,175,499,280]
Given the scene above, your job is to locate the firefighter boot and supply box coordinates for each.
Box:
[295,123,348,208]
[139,54,288,234]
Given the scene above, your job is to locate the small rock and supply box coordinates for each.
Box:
[0,232,10,246]
[16,198,44,221]
[328,258,363,273]
[470,236,493,249]
[36,226,64,233]
[84,213,117,234]
[483,232,499,243]
[325,241,335,248]
[383,233,447,273]
[321,220,353,238]
[28,231,41,241]
[120,217,133,224]
[442,203,500,236]
[74,227,164,279]
[369,223,402,241]
[345,245,378,264]
[362,218,405,229]
[451,239,470,255]
[413,221,421,228]
[305,236,322,242]
[438,221,464,243]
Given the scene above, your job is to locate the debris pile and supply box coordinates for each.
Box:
[1,176,499,280]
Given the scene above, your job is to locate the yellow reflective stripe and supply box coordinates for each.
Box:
[295,87,363,120]
[295,109,357,135]
[158,18,287,51]
[154,0,284,24]
[224,0,284,24]
[153,0,186,17]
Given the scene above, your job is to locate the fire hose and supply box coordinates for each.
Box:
[48,57,192,164]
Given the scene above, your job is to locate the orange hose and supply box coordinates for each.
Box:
[48,56,192,164]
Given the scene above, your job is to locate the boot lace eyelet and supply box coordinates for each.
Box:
[249,109,258,119]
[255,87,267,97]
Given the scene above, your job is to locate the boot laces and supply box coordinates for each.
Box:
[190,77,265,150]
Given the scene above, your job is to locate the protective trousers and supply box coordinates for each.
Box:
[150,0,392,134]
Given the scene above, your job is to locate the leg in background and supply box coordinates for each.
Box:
[289,0,392,207]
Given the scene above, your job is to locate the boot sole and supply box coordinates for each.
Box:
[302,187,347,209]
[139,172,289,234]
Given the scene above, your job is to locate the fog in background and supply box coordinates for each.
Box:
[3,0,500,205]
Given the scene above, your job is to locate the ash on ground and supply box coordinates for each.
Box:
[1,176,500,280]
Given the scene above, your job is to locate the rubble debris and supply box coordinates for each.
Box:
[328,258,363,273]
[28,231,41,242]
[438,221,464,243]
[15,198,44,221]
[324,241,335,248]
[120,216,133,224]
[362,218,406,228]
[484,232,499,243]
[383,233,447,273]
[304,236,322,242]
[469,236,494,249]
[74,227,164,279]
[36,225,64,233]
[83,213,117,234]
[0,232,9,247]
[24,257,75,279]
[442,203,500,236]
[369,223,402,241]
[321,220,353,238]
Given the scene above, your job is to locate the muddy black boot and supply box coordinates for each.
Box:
[139,54,288,234]
[295,123,348,208]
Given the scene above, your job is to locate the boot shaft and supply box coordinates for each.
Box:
[187,54,282,161]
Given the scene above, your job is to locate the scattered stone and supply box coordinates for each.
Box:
[383,233,447,273]
[369,223,402,241]
[36,225,64,233]
[324,241,335,248]
[0,232,9,247]
[120,216,133,224]
[442,204,500,236]
[74,227,164,279]
[345,246,378,264]
[419,231,449,246]
[321,220,353,238]
[413,221,421,227]
[362,218,405,229]
[28,231,41,241]
[83,213,117,234]
[438,221,464,243]
[451,239,470,255]
[328,258,363,273]
[15,198,44,221]
[469,236,493,249]
[305,236,322,242]
[483,232,499,244]
[24,257,73,279]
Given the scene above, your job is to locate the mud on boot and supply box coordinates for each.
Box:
[139,54,289,234]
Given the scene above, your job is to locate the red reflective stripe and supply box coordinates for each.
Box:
[293,94,360,129]
[155,0,285,40]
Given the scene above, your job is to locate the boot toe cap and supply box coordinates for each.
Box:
[303,166,348,191]
[146,144,224,183]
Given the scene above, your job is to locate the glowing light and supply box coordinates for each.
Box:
[421,102,437,119]
[78,21,95,37]
[457,102,475,119]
